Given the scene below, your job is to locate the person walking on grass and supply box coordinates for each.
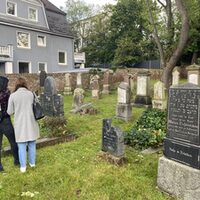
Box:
[7,77,40,173]
[0,76,19,171]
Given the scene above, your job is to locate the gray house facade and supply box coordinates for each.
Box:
[0,0,74,74]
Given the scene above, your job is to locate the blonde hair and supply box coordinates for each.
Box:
[14,77,28,92]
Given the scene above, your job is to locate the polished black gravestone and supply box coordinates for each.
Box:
[40,76,64,117]
[164,83,200,169]
[102,119,124,157]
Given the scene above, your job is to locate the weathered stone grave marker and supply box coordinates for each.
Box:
[76,73,82,88]
[90,75,100,99]
[152,81,166,110]
[40,76,64,116]
[102,69,113,94]
[187,64,200,85]
[64,73,72,95]
[134,71,152,107]
[172,67,180,86]
[116,82,132,121]
[39,70,47,93]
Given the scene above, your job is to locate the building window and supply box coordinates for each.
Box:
[58,51,67,65]
[38,62,47,72]
[7,2,17,16]
[17,32,30,48]
[19,62,29,73]
[28,8,37,21]
[37,35,46,47]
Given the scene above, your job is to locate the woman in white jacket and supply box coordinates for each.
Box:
[7,77,39,173]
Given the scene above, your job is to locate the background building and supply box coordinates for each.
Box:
[0,0,74,74]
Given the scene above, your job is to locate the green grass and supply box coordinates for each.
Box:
[0,90,175,200]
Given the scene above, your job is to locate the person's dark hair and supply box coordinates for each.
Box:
[14,77,28,92]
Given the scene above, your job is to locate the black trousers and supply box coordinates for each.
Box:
[0,117,19,166]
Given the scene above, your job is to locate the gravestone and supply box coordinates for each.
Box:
[172,67,180,86]
[72,88,85,110]
[39,70,47,93]
[152,81,167,110]
[124,73,135,101]
[64,73,72,95]
[187,64,200,85]
[76,73,82,88]
[134,71,152,107]
[90,75,100,99]
[102,119,124,157]
[157,83,200,200]
[40,76,64,117]
[116,82,132,121]
[102,70,113,94]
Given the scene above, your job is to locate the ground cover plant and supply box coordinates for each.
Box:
[125,108,167,149]
[0,91,175,200]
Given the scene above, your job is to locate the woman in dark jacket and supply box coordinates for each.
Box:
[0,76,19,171]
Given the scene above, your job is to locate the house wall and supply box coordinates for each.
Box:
[0,24,74,73]
[0,0,74,73]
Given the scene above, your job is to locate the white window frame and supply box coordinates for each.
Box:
[37,35,46,47]
[7,1,17,16]
[38,62,47,72]
[28,7,38,22]
[58,51,67,65]
[18,61,31,73]
[16,31,31,49]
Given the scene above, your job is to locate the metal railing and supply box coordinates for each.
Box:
[0,45,13,58]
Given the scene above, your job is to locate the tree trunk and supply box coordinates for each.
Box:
[191,52,198,64]
[161,0,189,89]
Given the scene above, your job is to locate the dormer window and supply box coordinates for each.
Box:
[28,8,37,21]
[7,2,17,16]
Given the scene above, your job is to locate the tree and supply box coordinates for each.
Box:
[109,0,157,66]
[63,0,101,52]
[146,0,189,88]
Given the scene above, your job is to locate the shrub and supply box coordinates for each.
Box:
[39,116,69,138]
[125,108,167,149]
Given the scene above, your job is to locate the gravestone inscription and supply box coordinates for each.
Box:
[164,83,200,169]
[102,119,124,157]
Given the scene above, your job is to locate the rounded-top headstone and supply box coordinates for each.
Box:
[44,76,57,95]
[39,70,47,87]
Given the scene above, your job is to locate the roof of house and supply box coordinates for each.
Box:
[0,0,73,38]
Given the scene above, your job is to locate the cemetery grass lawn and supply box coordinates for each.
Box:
[0,91,175,200]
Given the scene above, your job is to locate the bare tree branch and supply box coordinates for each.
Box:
[157,0,166,9]
[146,0,166,68]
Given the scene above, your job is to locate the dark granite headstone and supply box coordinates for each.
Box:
[39,70,47,87]
[40,76,64,117]
[102,119,124,157]
[164,83,200,169]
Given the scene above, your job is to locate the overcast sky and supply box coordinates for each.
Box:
[49,0,117,8]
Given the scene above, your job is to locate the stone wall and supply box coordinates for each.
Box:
[4,68,164,92]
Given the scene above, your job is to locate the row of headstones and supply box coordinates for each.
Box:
[115,64,200,122]
[64,70,114,98]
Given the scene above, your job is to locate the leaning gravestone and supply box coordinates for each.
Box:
[116,82,132,121]
[102,119,124,157]
[157,83,200,200]
[40,76,64,117]
[72,88,85,110]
